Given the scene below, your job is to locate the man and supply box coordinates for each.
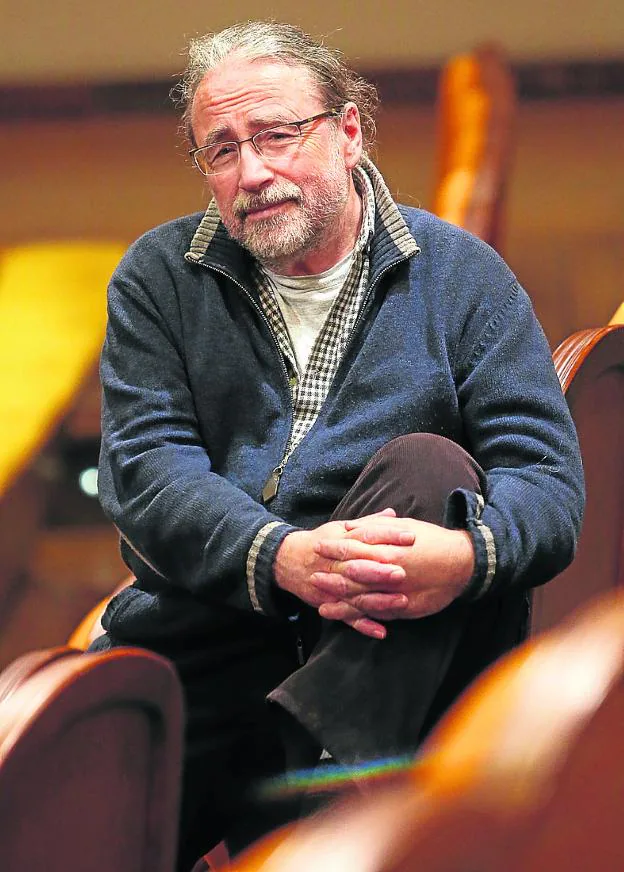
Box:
[93,21,584,871]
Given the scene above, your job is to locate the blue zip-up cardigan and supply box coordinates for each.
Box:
[98,202,584,638]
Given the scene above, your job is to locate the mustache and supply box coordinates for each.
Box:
[233,183,303,218]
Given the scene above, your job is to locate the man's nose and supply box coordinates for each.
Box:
[237,140,275,190]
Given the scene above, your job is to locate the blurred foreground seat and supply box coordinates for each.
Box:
[0,644,183,872]
[225,588,624,872]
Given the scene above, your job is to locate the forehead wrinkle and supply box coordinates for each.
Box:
[191,58,325,144]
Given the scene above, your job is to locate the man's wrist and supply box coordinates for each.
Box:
[273,530,306,593]
[446,529,476,590]
[247,520,298,615]
[272,530,311,616]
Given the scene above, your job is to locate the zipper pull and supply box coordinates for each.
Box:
[262,465,283,503]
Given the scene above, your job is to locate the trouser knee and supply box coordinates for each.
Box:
[333,433,485,524]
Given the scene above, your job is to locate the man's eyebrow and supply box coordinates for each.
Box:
[200,124,234,147]
[201,113,297,146]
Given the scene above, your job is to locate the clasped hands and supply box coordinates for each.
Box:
[273,508,475,639]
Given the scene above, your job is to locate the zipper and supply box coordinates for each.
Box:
[287,613,306,666]
[197,252,413,503]
[261,458,287,503]
[195,261,296,504]
[295,633,305,666]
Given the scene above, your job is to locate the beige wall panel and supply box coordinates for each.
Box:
[3,0,624,84]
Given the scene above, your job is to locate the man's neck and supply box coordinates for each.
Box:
[262,180,363,277]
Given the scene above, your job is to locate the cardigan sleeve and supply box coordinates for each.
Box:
[98,245,296,617]
[450,278,585,598]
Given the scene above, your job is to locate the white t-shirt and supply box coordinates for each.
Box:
[263,249,356,375]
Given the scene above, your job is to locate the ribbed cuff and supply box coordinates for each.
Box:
[246,520,300,616]
[444,488,497,600]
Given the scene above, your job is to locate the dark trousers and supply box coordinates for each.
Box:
[91,434,527,871]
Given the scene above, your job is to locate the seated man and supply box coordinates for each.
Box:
[92,20,584,871]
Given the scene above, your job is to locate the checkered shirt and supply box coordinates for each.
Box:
[251,165,376,471]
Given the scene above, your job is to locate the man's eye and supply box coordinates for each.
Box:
[210,143,237,163]
[262,128,299,144]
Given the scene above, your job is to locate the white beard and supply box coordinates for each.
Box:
[221,147,351,269]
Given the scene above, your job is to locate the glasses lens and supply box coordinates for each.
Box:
[196,143,239,175]
[255,124,301,159]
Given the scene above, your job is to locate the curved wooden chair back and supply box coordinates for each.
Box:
[225,589,624,872]
[0,646,78,704]
[67,580,231,871]
[431,44,516,250]
[531,324,624,633]
[0,646,183,872]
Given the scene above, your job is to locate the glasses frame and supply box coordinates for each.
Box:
[189,108,343,176]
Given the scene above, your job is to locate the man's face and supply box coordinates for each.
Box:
[190,57,362,270]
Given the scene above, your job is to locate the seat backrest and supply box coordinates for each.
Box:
[225,590,624,872]
[531,324,624,633]
[0,646,183,872]
[431,44,517,250]
[0,646,78,704]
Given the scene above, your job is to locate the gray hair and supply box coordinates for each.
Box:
[174,21,378,152]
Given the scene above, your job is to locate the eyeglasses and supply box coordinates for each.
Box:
[189,109,342,176]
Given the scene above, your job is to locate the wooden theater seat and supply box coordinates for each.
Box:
[0,646,183,872]
[0,645,78,704]
[531,324,624,633]
[224,589,624,872]
[431,44,517,250]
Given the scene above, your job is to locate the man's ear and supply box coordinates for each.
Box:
[340,102,364,169]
